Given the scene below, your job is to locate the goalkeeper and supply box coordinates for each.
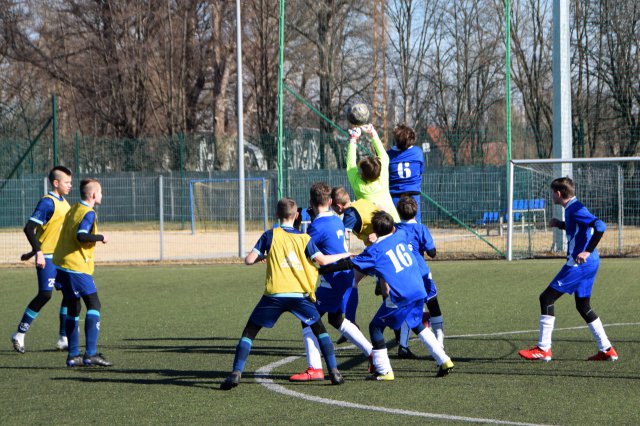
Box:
[347,123,400,222]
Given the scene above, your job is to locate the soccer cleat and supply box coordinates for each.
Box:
[518,346,552,361]
[367,354,375,374]
[11,333,25,354]
[335,334,348,345]
[83,353,113,367]
[328,368,344,385]
[398,345,417,359]
[436,359,454,377]
[220,371,241,390]
[289,368,324,382]
[55,336,68,351]
[588,346,618,361]
[366,370,395,381]
[66,355,84,367]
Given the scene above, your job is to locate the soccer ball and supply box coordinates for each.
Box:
[347,103,370,126]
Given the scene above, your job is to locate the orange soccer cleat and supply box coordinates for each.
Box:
[289,367,325,382]
[518,346,552,361]
[588,346,618,361]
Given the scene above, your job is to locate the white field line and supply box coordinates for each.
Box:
[254,322,639,425]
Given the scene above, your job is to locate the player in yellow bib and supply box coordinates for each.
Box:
[12,166,72,354]
[220,198,352,390]
[53,178,111,367]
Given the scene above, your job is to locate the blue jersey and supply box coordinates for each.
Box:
[351,229,427,307]
[307,212,354,288]
[342,207,361,233]
[387,146,424,195]
[252,225,322,260]
[29,192,62,225]
[563,198,606,266]
[395,220,435,277]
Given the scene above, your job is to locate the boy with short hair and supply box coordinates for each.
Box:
[54,178,111,367]
[519,177,617,362]
[322,211,454,380]
[290,183,373,382]
[347,124,400,222]
[12,166,72,353]
[220,198,351,390]
[388,124,425,222]
[394,195,446,358]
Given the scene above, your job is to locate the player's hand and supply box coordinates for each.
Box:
[575,251,590,264]
[360,124,378,138]
[101,233,109,244]
[348,127,361,141]
[549,218,562,228]
[367,232,378,244]
[35,251,45,269]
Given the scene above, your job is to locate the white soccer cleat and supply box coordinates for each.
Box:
[56,335,68,351]
[11,332,25,354]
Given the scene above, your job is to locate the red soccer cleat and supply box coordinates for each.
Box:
[518,346,552,361]
[367,354,375,374]
[588,346,618,361]
[289,368,324,382]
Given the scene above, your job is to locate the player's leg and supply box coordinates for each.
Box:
[407,299,454,377]
[574,294,618,361]
[56,294,69,351]
[425,277,444,348]
[337,287,359,344]
[328,311,373,358]
[397,321,416,359]
[518,285,563,361]
[11,261,56,353]
[81,291,111,366]
[367,305,394,381]
[221,296,281,390]
[309,319,344,385]
[60,271,83,367]
[290,322,324,382]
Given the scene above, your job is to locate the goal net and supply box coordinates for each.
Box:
[189,178,269,233]
[508,158,640,260]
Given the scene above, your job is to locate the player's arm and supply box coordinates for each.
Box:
[576,218,606,264]
[245,230,271,265]
[23,197,54,267]
[76,211,107,244]
[549,218,565,229]
[245,250,266,265]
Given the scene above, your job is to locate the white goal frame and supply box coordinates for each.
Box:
[507,157,640,261]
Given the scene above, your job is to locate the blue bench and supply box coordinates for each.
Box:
[510,198,547,232]
[477,211,503,235]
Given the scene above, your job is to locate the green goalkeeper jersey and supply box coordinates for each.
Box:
[347,134,400,222]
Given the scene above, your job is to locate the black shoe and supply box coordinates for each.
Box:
[398,346,417,359]
[336,335,348,345]
[66,355,84,367]
[436,359,454,377]
[220,371,241,390]
[83,353,113,367]
[328,368,344,385]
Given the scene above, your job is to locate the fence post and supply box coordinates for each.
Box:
[159,175,164,261]
[617,164,623,255]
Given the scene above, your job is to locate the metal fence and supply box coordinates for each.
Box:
[2,165,639,264]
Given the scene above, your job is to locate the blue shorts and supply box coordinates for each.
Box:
[370,298,424,330]
[423,273,438,300]
[37,258,60,292]
[248,295,321,328]
[315,273,354,315]
[549,263,599,298]
[56,269,97,298]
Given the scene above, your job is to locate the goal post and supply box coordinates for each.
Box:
[507,157,640,260]
[189,178,268,235]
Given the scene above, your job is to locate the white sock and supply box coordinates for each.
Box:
[418,327,449,365]
[302,326,323,370]
[430,315,444,348]
[587,318,611,352]
[372,348,392,375]
[339,318,372,356]
[538,315,555,351]
[399,321,411,348]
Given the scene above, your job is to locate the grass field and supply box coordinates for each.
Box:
[1,259,639,425]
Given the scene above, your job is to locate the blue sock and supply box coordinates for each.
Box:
[59,306,68,336]
[85,310,100,356]
[345,288,358,323]
[317,333,337,370]
[65,316,80,357]
[232,337,253,373]
[17,308,39,333]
